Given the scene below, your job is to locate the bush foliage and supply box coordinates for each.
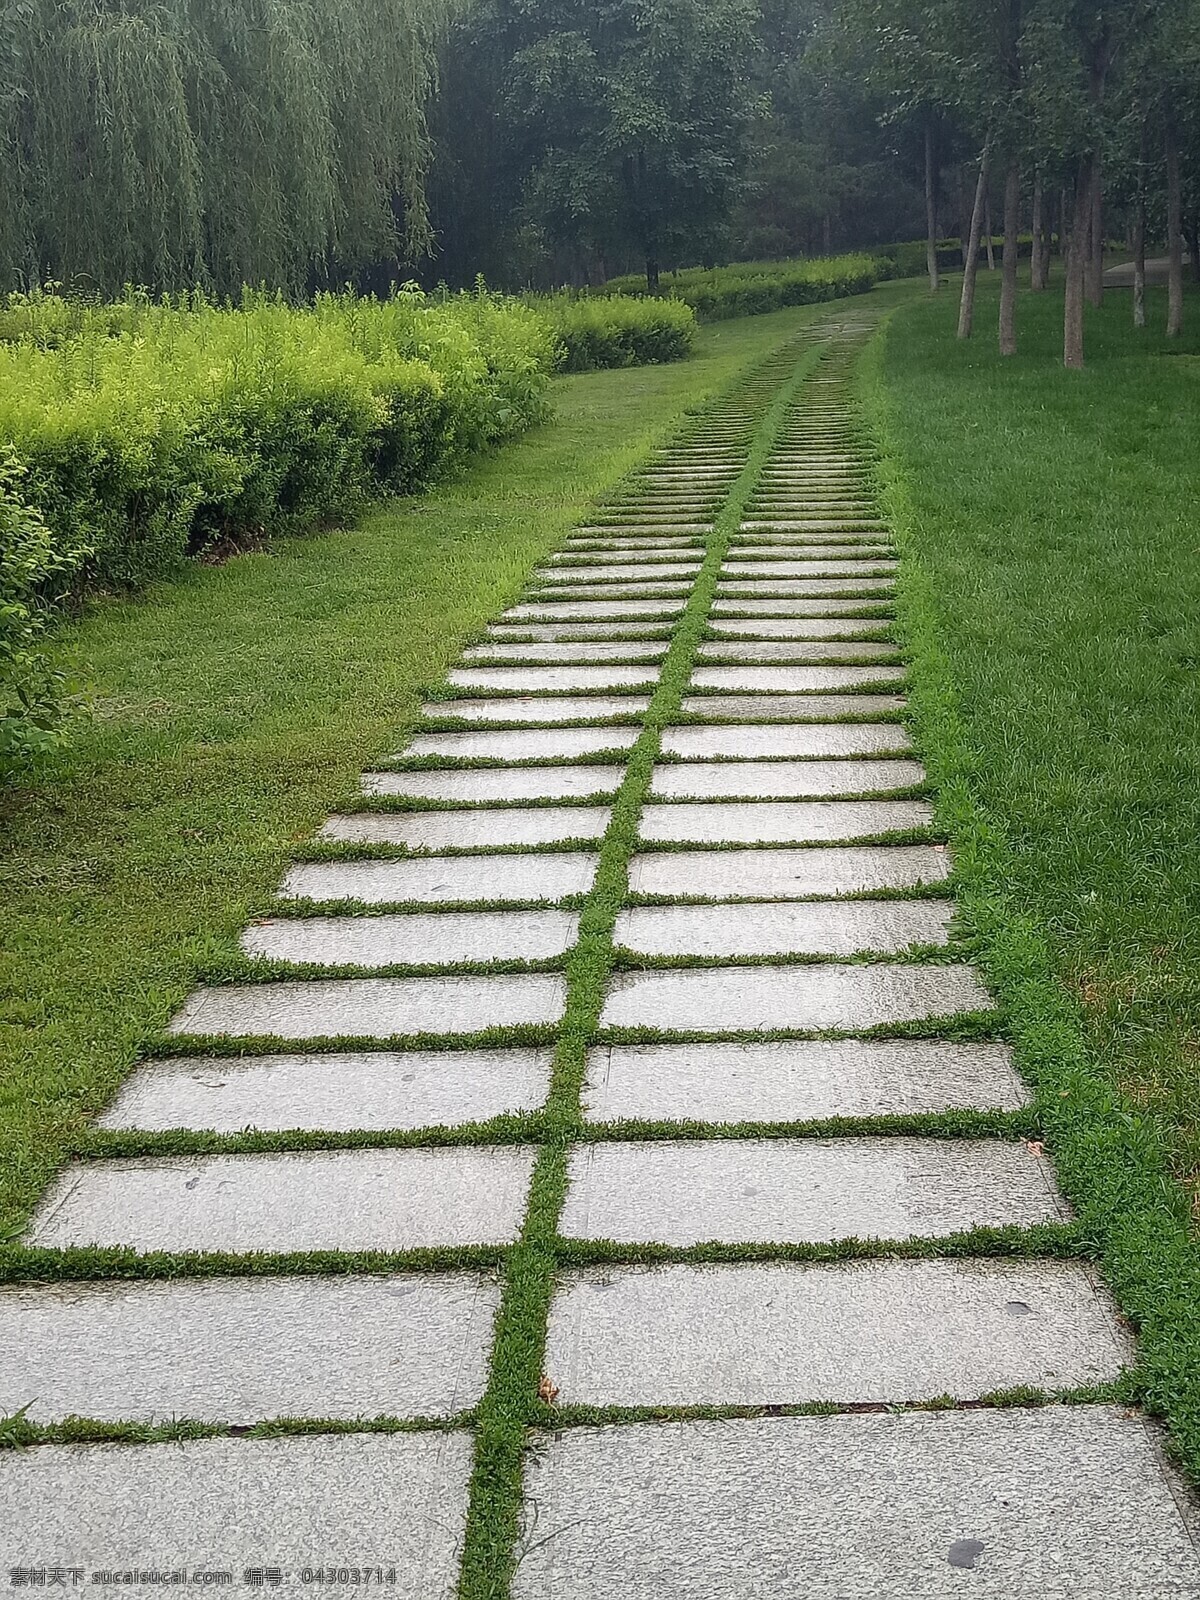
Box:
[0,283,711,773]
[602,253,879,320]
[541,295,697,371]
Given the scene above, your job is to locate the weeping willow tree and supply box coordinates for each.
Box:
[0,0,451,294]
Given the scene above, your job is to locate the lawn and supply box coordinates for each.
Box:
[0,292,912,1238]
[866,273,1200,1470]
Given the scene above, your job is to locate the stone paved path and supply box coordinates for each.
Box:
[6,313,1200,1598]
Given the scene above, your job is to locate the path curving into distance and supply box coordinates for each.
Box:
[5,309,1200,1598]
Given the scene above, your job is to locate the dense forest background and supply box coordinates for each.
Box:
[1,0,1198,313]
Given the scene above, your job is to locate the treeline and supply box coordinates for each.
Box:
[846,0,1200,364]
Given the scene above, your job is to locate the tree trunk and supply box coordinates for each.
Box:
[1186,214,1200,284]
[999,160,1020,355]
[1133,191,1147,329]
[957,144,991,339]
[1030,173,1047,290]
[1166,122,1183,337]
[1064,157,1092,369]
[1086,167,1104,306]
[645,253,660,294]
[958,166,970,265]
[924,120,939,293]
[984,193,995,268]
[823,213,832,254]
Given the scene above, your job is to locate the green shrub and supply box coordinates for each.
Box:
[0,452,86,774]
[538,295,697,371]
[600,253,878,321]
[0,288,556,590]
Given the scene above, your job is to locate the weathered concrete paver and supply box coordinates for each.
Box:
[101,1047,553,1131]
[582,1038,1030,1120]
[543,1260,1131,1405]
[511,1410,1200,1600]
[26,1147,536,1252]
[614,897,952,957]
[243,908,581,966]
[599,962,990,1032]
[661,722,910,757]
[170,973,567,1038]
[363,765,625,801]
[0,1274,500,1421]
[322,805,612,848]
[639,798,933,843]
[649,756,925,798]
[278,852,597,905]
[2,1434,475,1595]
[561,1138,1065,1244]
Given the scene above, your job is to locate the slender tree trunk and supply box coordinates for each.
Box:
[984,193,996,268]
[645,253,660,294]
[1086,167,1104,306]
[823,213,832,254]
[1133,121,1147,330]
[924,120,940,292]
[1030,172,1047,289]
[958,166,970,265]
[1064,157,1092,369]
[999,160,1021,355]
[1166,122,1184,337]
[1186,214,1200,284]
[958,145,991,339]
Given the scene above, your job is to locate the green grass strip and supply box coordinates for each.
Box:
[456,328,835,1600]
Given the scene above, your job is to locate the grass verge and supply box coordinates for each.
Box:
[861,273,1200,1477]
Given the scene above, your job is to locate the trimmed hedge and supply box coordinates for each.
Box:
[539,294,697,371]
[602,253,878,321]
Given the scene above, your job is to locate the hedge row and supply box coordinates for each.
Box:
[601,253,879,321]
[539,294,697,371]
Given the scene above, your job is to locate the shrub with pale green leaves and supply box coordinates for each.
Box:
[538,295,697,371]
[0,452,86,774]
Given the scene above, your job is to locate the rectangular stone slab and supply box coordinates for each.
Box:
[421,697,648,724]
[709,618,891,638]
[535,563,701,583]
[628,844,950,899]
[448,666,660,692]
[723,561,896,577]
[0,1274,500,1423]
[614,899,952,957]
[510,1409,1200,1600]
[560,1138,1066,1245]
[486,624,670,642]
[523,584,693,601]
[649,758,926,800]
[243,908,581,967]
[3,1433,473,1597]
[504,602,685,619]
[460,642,669,664]
[717,580,895,597]
[690,666,905,692]
[662,724,910,759]
[26,1146,537,1252]
[734,545,894,560]
[363,767,625,802]
[639,798,932,843]
[583,1037,1030,1121]
[170,973,567,1039]
[599,963,990,1032]
[279,853,597,905]
[100,1046,554,1132]
[711,598,892,616]
[543,1260,1131,1406]
[323,806,611,849]
[681,694,906,720]
[401,727,639,760]
[697,641,898,664]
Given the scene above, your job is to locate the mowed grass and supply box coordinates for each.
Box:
[865,274,1200,1470]
[0,295,909,1237]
